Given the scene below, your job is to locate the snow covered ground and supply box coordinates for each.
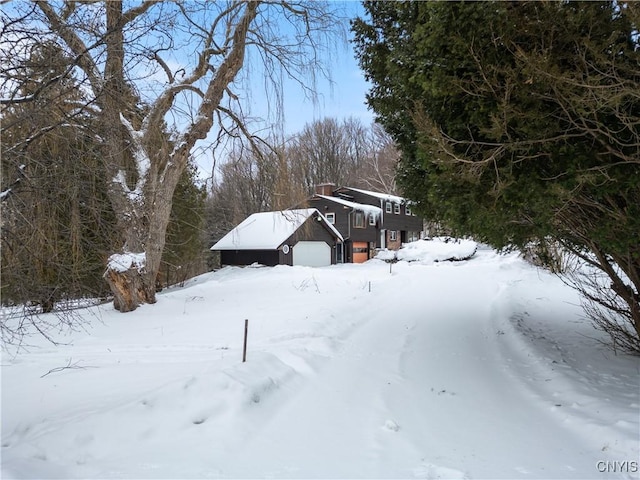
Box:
[2,240,639,479]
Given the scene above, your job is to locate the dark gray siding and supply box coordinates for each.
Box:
[220,250,279,267]
[287,214,339,246]
[381,208,423,233]
[334,188,384,209]
[307,196,378,244]
[308,196,351,235]
[334,187,423,240]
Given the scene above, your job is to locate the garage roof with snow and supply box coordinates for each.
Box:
[211,208,343,251]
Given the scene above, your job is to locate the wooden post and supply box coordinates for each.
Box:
[242,319,248,363]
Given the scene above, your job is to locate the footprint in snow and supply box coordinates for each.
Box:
[413,463,468,479]
[383,419,400,432]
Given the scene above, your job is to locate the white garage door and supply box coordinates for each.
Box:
[292,241,331,267]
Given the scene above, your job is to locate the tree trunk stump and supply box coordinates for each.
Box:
[104,267,155,312]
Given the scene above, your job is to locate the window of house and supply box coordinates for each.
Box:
[354,210,365,228]
[369,213,376,226]
[405,204,412,216]
[325,212,335,224]
[390,230,398,241]
[394,203,400,214]
[385,201,392,213]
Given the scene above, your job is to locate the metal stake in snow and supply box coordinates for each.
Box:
[385,255,398,274]
[242,319,249,363]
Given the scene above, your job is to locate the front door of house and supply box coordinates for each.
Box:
[353,241,368,264]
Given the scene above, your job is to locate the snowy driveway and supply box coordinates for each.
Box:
[215,257,626,479]
[2,246,639,479]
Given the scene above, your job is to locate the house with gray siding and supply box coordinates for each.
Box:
[307,184,423,263]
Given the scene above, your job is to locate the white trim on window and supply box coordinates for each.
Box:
[385,201,392,213]
[405,205,411,216]
[369,213,376,226]
[390,230,398,241]
[354,210,365,228]
[394,203,400,214]
[325,212,335,224]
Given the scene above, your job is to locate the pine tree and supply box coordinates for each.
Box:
[160,161,207,288]
[1,42,117,311]
[353,1,640,352]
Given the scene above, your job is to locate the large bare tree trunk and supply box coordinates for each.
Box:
[97,1,151,311]
[100,1,259,312]
[33,0,338,312]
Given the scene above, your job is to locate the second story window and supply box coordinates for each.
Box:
[405,204,412,216]
[354,210,365,228]
[394,203,400,214]
[385,201,392,213]
[325,212,335,224]
[369,213,376,226]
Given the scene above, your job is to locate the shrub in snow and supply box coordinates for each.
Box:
[375,238,477,264]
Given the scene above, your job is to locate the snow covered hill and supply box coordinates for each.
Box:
[2,241,639,479]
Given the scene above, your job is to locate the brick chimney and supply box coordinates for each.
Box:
[315,183,336,196]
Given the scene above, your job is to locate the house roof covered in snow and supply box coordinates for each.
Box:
[315,195,383,218]
[338,187,406,205]
[211,208,342,251]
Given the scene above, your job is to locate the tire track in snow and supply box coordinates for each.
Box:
[224,261,604,479]
[488,275,640,469]
[382,264,603,479]
[214,265,476,478]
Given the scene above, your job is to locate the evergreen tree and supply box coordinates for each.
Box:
[1,42,117,311]
[353,1,640,352]
[160,161,208,288]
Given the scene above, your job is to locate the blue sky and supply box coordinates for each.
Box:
[240,1,374,135]
[278,37,373,133]
[279,50,372,133]
[197,1,374,181]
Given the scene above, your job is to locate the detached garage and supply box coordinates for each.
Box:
[211,209,343,267]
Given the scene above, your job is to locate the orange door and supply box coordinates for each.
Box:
[353,242,368,264]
